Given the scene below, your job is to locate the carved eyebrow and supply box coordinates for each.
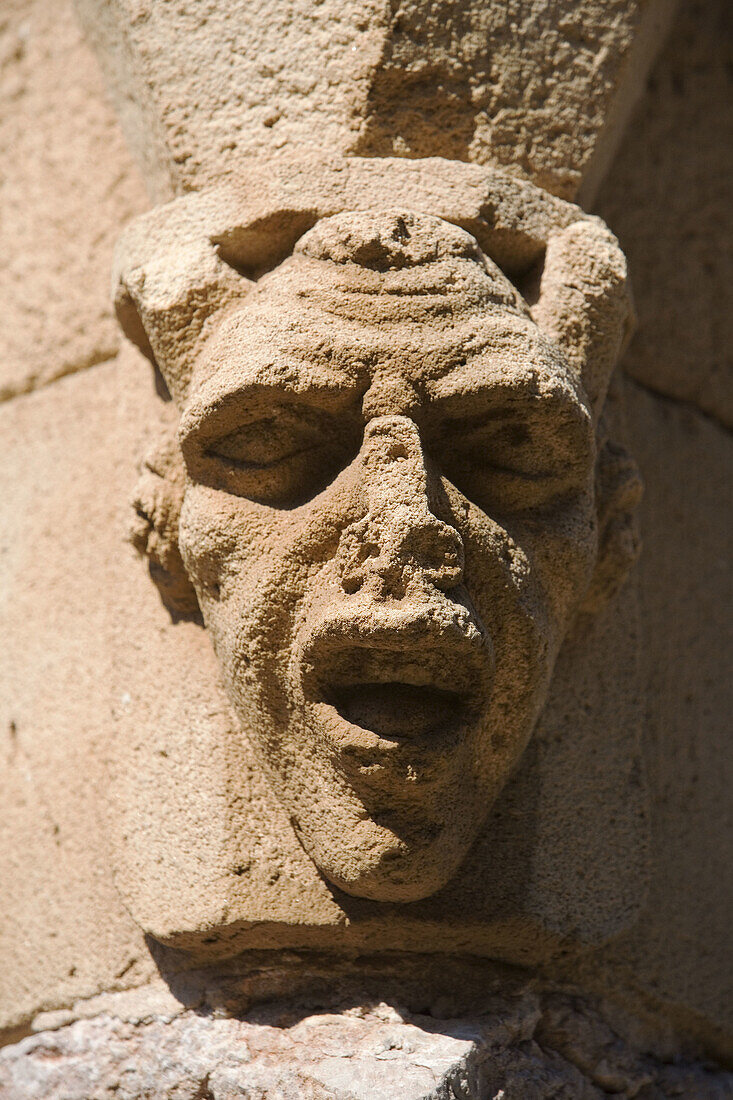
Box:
[423,321,588,420]
[179,374,363,452]
[425,374,590,431]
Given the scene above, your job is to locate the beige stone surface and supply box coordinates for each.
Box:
[0,0,148,400]
[0,304,647,1037]
[0,345,648,1032]
[596,0,733,427]
[74,0,676,202]
[0,352,158,1038]
[0,0,731,1075]
[104,168,648,950]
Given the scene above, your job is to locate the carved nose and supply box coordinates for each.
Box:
[339,416,464,598]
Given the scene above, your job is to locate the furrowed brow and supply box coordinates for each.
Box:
[180,366,364,448]
[427,375,587,426]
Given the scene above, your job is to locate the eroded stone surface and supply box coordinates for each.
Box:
[2,991,732,1099]
[74,0,676,202]
[0,270,647,1038]
[106,166,647,944]
[0,0,148,400]
[1,0,732,1078]
[131,202,631,906]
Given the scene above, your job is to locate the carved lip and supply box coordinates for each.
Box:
[298,602,493,768]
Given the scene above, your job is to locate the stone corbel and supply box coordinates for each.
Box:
[105,155,647,955]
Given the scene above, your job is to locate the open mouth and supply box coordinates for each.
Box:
[329,681,467,741]
[298,608,493,764]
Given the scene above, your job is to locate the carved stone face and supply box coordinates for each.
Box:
[173,212,598,901]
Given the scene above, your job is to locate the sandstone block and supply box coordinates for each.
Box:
[0,0,148,400]
[74,0,677,202]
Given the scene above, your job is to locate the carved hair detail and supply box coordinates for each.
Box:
[113,157,633,414]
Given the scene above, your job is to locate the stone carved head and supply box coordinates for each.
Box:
[117,163,640,904]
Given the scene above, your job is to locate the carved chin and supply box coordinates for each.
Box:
[305,811,482,904]
[293,689,528,903]
[281,623,496,902]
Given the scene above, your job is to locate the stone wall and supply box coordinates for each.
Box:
[0,0,731,1093]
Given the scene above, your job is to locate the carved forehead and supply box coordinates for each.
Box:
[190,210,579,402]
[198,302,568,384]
[283,209,530,318]
[187,302,585,437]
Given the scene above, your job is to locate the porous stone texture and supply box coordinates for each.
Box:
[596,0,733,427]
[102,167,649,952]
[3,988,732,1099]
[0,0,732,1087]
[0,271,647,1034]
[74,0,676,202]
[0,0,148,399]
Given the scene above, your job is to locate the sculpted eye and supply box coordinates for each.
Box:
[188,404,360,508]
[435,405,593,513]
[207,419,315,469]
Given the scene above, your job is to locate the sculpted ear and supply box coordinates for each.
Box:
[530,220,634,420]
[128,432,199,619]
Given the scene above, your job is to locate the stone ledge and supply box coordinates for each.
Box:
[3,993,732,1100]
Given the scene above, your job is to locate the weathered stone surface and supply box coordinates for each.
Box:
[3,990,732,1099]
[596,0,733,427]
[104,165,649,953]
[0,0,148,400]
[3,294,730,1056]
[0,335,648,1037]
[1,0,732,1083]
[0,330,643,1038]
[0,352,159,1037]
[597,379,733,1039]
[74,0,677,202]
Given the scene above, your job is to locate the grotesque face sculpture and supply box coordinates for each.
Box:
[122,201,637,904]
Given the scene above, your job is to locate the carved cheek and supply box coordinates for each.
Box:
[458,509,540,638]
[177,477,359,630]
[449,489,595,689]
[177,485,255,605]
[508,496,599,628]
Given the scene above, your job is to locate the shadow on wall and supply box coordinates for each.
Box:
[595,0,733,429]
[591,0,733,1042]
[354,65,478,159]
[351,0,480,159]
